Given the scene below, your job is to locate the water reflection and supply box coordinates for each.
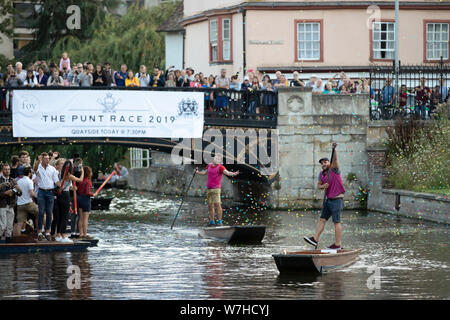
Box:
[204,247,224,299]
[68,252,92,300]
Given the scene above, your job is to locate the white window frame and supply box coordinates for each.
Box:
[426,23,449,60]
[297,22,321,61]
[130,148,151,169]
[222,18,231,61]
[210,19,218,62]
[372,21,395,60]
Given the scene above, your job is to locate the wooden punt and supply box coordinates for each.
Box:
[70,238,99,247]
[93,180,112,190]
[91,197,113,211]
[198,225,266,244]
[273,249,360,274]
[0,241,91,255]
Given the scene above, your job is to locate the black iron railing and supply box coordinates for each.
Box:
[369,58,450,120]
[0,86,278,129]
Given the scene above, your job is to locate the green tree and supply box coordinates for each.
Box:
[0,0,15,42]
[48,1,178,71]
[21,0,120,61]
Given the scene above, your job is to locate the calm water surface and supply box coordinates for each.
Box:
[0,189,448,300]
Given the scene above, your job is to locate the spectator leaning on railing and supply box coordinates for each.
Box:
[150,67,165,87]
[114,64,128,87]
[290,71,305,87]
[136,65,150,87]
[24,70,38,87]
[93,64,106,87]
[125,70,139,87]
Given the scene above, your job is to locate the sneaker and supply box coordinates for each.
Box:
[207,220,215,227]
[216,220,223,226]
[304,236,318,248]
[62,237,73,243]
[55,236,63,242]
[327,243,341,250]
[45,234,52,241]
[38,233,47,241]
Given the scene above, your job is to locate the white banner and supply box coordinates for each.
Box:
[12,90,204,138]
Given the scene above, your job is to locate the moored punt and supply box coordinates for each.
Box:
[0,241,91,255]
[93,180,112,190]
[198,225,266,244]
[273,249,360,274]
[71,238,100,247]
[91,197,113,211]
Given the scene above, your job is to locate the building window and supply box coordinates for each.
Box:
[372,21,395,60]
[210,19,218,62]
[209,16,232,63]
[222,19,231,61]
[426,23,449,60]
[295,20,323,62]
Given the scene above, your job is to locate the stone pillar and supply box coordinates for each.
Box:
[366,147,387,211]
[274,87,370,209]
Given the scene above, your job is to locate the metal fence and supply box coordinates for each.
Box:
[369,59,450,120]
[0,86,278,129]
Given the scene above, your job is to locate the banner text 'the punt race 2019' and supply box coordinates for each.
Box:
[12,90,204,139]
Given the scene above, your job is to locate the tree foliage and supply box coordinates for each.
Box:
[22,1,178,71]
[21,0,121,61]
[0,0,15,42]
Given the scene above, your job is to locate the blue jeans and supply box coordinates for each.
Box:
[248,100,257,114]
[38,190,54,232]
[415,105,426,120]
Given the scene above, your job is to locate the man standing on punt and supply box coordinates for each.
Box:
[304,142,345,250]
[195,155,239,227]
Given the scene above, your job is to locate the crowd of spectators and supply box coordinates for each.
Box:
[0,51,448,119]
[0,150,100,244]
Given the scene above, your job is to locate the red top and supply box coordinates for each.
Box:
[77,177,93,196]
[206,164,226,189]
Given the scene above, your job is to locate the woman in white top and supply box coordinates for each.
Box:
[23,70,38,87]
[51,159,84,243]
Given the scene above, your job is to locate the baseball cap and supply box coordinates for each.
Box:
[319,157,329,164]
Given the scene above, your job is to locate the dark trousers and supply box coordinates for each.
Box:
[51,191,70,235]
[70,213,79,234]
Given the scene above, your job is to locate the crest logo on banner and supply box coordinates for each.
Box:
[97,93,121,113]
[177,98,199,119]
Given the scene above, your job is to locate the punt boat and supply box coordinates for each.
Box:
[273,248,360,274]
[0,236,91,255]
[198,225,266,244]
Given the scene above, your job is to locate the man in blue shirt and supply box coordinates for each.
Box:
[114,64,128,87]
[381,77,396,106]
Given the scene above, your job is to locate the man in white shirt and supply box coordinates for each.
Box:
[16,166,38,235]
[33,152,60,241]
[15,62,27,82]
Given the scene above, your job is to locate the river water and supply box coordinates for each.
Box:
[0,189,448,300]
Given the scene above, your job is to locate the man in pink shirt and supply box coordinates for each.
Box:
[304,143,345,249]
[195,155,239,226]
